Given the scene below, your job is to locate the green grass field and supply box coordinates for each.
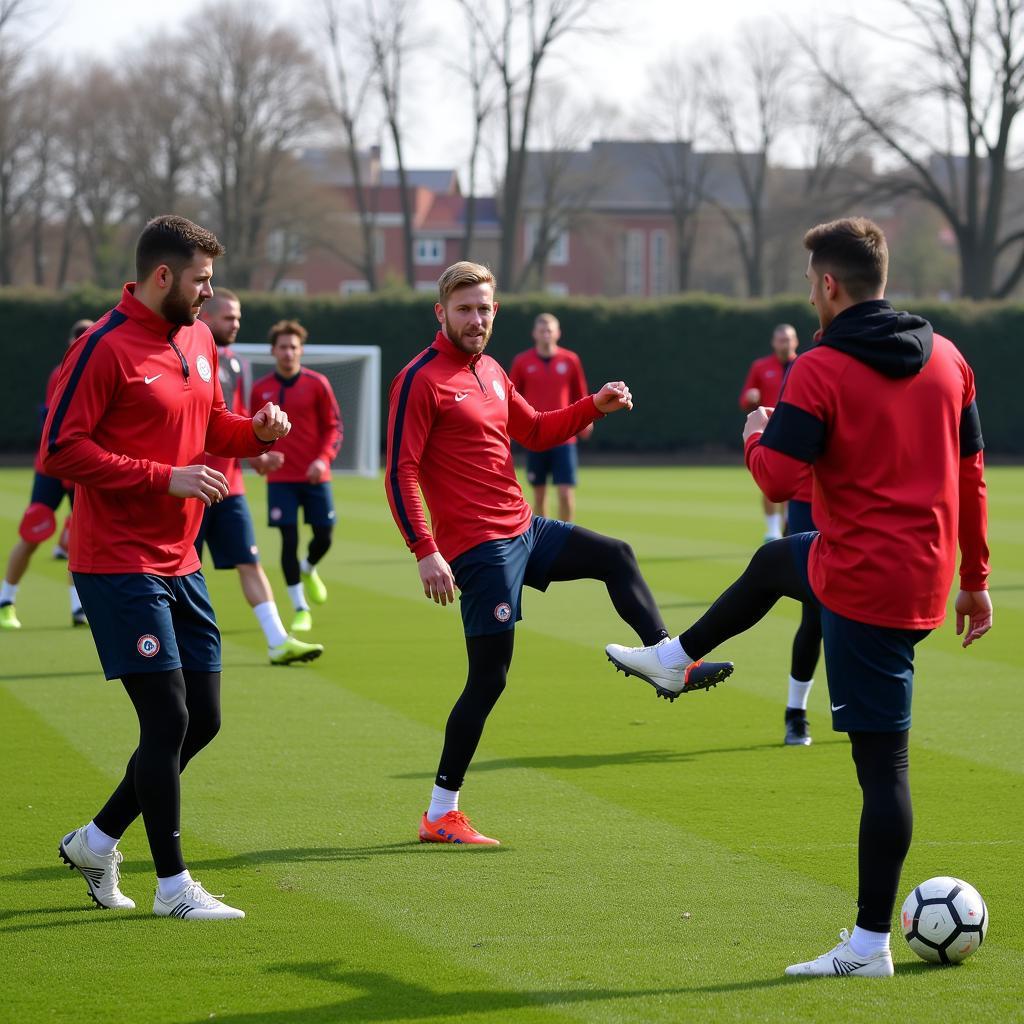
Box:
[1,465,1021,1024]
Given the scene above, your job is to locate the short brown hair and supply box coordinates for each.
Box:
[437,261,496,303]
[135,215,225,281]
[535,312,560,328]
[804,217,888,300]
[269,319,308,346]
[69,319,94,341]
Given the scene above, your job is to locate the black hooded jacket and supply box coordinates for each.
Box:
[819,299,933,379]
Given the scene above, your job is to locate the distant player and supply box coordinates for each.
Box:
[45,215,291,920]
[251,321,342,633]
[385,262,731,846]
[739,324,799,541]
[509,313,592,521]
[0,318,93,630]
[607,218,991,976]
[196,290,323,666]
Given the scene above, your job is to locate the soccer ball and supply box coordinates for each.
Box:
[901,876,988,964]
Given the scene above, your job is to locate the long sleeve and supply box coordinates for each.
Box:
[315,377,343,466]
[204,348,272,459]
[570,354,588,404]
[506,386,601,452]
[745,433,813,503]
[958,451,989,590]
[385,368,439,559]
[41,341,173,493]
[739,361,759,411]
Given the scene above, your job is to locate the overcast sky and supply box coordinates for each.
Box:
[31,0,893,176]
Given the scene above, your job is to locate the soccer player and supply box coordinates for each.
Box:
[606,218,991,977]
[509,313,592,521]
[196,290,323,666]
[250,321,342,633]
[0,318,93,630]
[739,324,799,541]
[44,215,291,920]
[385,261,732,846]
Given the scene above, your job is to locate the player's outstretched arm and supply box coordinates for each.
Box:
[593,381,633,414]
[507,380,608,451]
[418,551,458,606]
[955,589,992,648]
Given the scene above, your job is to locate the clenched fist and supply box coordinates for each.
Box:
[252,402,291,443]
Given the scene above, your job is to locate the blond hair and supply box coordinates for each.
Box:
[437,261,496,303]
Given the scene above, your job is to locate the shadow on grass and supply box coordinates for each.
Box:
[392,741,847,779]
[172,961,820,1024]
[1,670,101,681]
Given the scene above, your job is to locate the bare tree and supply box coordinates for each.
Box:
[319,0,379,289]
[456,0,599,290]
[191,1,324,287]
[802,1,1024,299]
[704,24,792,297]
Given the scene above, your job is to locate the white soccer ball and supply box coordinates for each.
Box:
[901,876,988,964]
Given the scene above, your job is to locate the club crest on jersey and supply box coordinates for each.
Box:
[230,357,241,373]
[492,379,506,400]
[137,634,160,657]
[196,355,212,382]
[556,362,568,374]
[494,602,512,623]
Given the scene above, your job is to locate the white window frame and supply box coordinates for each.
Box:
[414,237,445,265]
[340,279,370,295]
[624,230,646,296]
[275,278,307,295]
[650,229,670,296]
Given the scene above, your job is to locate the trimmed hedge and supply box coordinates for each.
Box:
[1,287,1019,455]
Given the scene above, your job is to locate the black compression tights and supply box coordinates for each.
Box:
[93,670,221,878]
[850,730,913,932]
[279,524,333,586]
[791,599,822,684]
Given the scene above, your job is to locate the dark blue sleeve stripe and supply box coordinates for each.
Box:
[388,349,438,546]
[47,310,128,455]
[758,400,826,464]
[960,400,984,457]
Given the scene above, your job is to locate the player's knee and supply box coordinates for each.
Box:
[609,537,638,573]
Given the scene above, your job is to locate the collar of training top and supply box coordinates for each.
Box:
[432,330,483,368]
[118,283,181,338]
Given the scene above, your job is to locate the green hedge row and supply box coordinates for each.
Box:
[1,287,1019,455]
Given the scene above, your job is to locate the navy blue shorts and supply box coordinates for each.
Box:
[267,482,336,528]
[451,517,575,637]
[73,571,221,681]
[786,499,815,535]
[526,444,578,487]
[788,532,930,733]
[195,494,260,569]
[30,472,73,510]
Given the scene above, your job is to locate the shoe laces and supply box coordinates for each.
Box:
[183,881,225,908]
[107,849,123,888]
[445,811,472,830]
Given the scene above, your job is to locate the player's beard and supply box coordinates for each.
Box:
[161,274,203,327]
[448,320,492,355]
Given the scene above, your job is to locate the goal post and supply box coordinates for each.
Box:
[232,343,381,477]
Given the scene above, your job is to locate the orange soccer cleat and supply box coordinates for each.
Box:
[418,811,500,846]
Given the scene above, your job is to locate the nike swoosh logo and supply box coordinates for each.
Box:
[831,703,847,712]
[454,392,468,402]
[144,374,162,384]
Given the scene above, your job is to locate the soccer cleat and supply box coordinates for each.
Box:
[419,811,500,846]
[0,604,21,630]
[784,709,812,746]
[52,545,69,560]
[58,827,136,910]
[302,566,328,605]
[290,609,313,633]
[72,609,89,628]
[153,880,245,920]
[785,929,894,977]
[269,635,324,666]
[604,641,733,701]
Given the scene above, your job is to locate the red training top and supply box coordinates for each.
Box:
[386,331,603,563]
[250,368,343,483]
[745,301,988,630]
[204,344,248,496]
[41,284,271,576]
[739,353,795,411]
[509,346,589,444]
[33,365,62,475]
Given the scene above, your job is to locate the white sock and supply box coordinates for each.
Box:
[427,784,459,821]
[299,558,313,576]
[849,925,890,958]
[0,580,17,605]
[787,676,813,711]
[765,513,782,537]
[157,869,193,901]
[253,600,289,647]
[656,638,693,670]
[70,584,83,614]
[287,583,309,612]
[84,820,118,856]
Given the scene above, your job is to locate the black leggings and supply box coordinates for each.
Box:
[93,670,221,877]
[434,527,666,790]
[791,600,822,684]
[279,524,333,586]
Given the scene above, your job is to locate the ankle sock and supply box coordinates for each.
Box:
[254,601,289,647]
[787,675,813,711]
[84,820,118,857]
[850,925,890,958]
[656,638,693,670]
[157,869,193,901]
[427,784,459,821]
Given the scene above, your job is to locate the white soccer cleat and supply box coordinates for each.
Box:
[153,879,246,920]
[605,640,733,701]
[58,827,136,910]
[785,929,894,977]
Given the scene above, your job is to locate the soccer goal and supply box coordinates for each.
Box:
[232,344,381,477]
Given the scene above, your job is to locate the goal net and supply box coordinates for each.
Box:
[232,344,381,477]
